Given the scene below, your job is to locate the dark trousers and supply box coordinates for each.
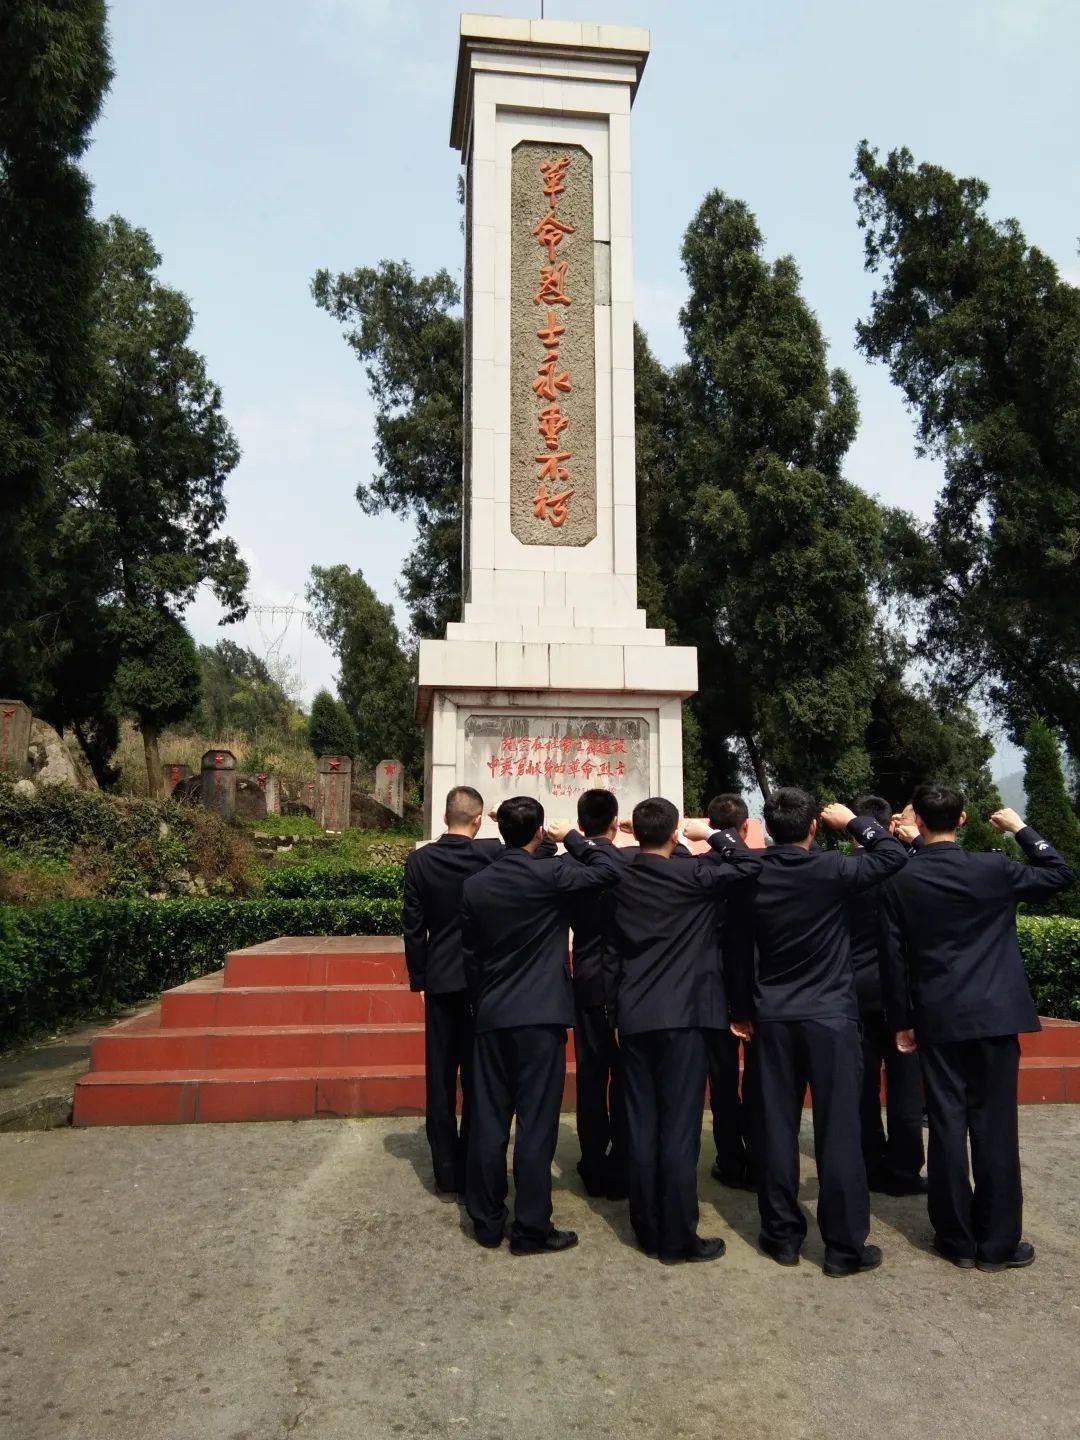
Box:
[466,1025,566,1246]
[919,1035,1022,1264]
[859,1010,925,1185]
[755,1017,869,1266]
[424,990,474,1191]
[573,997,627,1191]
[707,1028,751,1181]
[620,1027,707,1258]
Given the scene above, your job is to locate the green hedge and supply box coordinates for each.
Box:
[0,900,1076,1050]
[260,864,404,901]
[0,896,402,1045]
[1017,916,1080,1022]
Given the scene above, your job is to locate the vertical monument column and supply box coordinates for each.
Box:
[417,16,697,837]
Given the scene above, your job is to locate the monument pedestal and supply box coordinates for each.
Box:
[420,16,696,837]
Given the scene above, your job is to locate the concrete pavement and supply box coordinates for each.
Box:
[2,1109,1078,1440]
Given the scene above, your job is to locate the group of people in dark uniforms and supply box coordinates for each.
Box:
[403,779,1073,1273]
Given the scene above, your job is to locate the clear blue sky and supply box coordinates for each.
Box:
[84,0,1079,776]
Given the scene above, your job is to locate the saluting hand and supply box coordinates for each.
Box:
[990,808,1024,835]
[894,824,919,844]
[820,802,856,831]
[545,819,574,843]
[617,819,635,835]
[681,818,711,842]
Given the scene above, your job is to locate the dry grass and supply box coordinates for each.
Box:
[115,723,320,796]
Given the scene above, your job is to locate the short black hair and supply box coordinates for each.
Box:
[577,788,618,838]
[708,792,749,830]
[852,794,892,828]
[763,787,817,845]
[912,783,964,833]
[496,795,544,848]
[445,785,483,826]
[632,796,679,849]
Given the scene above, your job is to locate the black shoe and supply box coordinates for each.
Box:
[473,1231,503,1250]
[758,1235,800,1267]
[823,1244,883,1278]
[931,1238,975,1269]
[509,1228,579,1256]
[711,1159,756,1191]
[976,1241,1035,1273]
[660,1236,726,1265]
[869,1173,928,1197]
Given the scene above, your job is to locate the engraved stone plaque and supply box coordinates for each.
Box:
[510,141,596,546]
[463,714,650,814]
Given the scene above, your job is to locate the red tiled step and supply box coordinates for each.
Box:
[223,936,407,988]
[73,1066,582,1126]
[160,972,423,1028]
[91,1021,428,1072]
[1021,1019,1080,1058]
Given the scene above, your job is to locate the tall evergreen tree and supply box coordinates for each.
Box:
[311,261,463,639]
[1023,718,1080,912]
[306,565,419,772]
[58,216,248,793]
[647,193,882,799]
[0,0,112,695]
[854,142,1080,760]
[308,689,359,760]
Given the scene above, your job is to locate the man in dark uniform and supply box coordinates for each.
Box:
[461,796,620,1255]
[880,786,1073,1272]
[568,788,628,1200]
[703,792,757,1190]
[695,790,909,1277]
[847,794,926,1196]
[603,797,762,1263]
[402,785,503,1195]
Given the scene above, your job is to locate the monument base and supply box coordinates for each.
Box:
[417,625,696,838]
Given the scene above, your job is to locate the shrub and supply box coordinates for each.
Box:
[1017,916,1080,1021]
[0,777,252,899]
[1022,718,1080,917]
[0,895,403,1045]
[261,864,404,901]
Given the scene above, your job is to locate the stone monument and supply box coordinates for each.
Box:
[316,755,352,832]
[373,759,405,817]
[200,748,237,820]
[0,700,32,777]
[417,17,696,838]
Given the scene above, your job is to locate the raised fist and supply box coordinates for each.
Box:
[989,808,1024,835]
[820,803,856,831]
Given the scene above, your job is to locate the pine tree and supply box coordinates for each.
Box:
[1023,718,1080,912]
[308,691,359,760]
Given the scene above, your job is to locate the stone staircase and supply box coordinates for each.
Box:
[72,935,1080,1125]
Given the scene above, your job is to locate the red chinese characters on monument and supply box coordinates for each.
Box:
[485,733,629,791]
[530,156,576,529]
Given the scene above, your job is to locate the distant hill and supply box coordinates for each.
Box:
[995,769,1026,812]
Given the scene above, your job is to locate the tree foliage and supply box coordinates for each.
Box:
[311,261,463,638]
[196,641,296,742]
[308,689,359,760]
[639,193,882,799]
[55,216,248,790]
[306,565,418,772]
[854,142,1080,759]
[864,630,1000,812]
[1023,718,1080,912]
[0,0,112,695]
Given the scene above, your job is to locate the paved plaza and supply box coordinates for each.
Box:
[2,1109,1078,1440]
